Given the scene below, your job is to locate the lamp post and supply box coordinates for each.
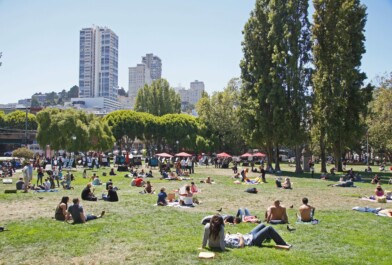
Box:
[72,135,77,154]
[176,140,179,153]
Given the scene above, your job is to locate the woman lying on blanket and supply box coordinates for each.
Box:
[202,215,291,251]
[352,207,392,217]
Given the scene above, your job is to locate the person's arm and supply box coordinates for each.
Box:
[283,208,288,223]
[202,224,209,248]
[266,208,272,223]
[238,234,245,248]
[65,211,71,222]
[219,227,226,251]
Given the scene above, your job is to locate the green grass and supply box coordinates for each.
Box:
[0,163,391,264]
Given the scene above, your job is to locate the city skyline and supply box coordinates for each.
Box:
[0,0,391,104]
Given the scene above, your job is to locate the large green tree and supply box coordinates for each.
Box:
[36,108,114,152]
[367,72,392,161]
[240,0,311,171]
[5,110,37,130]
[196,78,244,154]
[134,79,181,116]
[311,0,369,172]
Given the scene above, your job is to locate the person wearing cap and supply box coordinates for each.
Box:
[266,200,288,224]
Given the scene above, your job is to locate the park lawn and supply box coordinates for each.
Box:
[0,163,391,265]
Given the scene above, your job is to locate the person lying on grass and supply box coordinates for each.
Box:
[298,197,315,222]
[328,177,355,187]
[265,200,288,224]
[66,198,104,224]
[202,215,291,251]
[201,215,242,225]
[236,208,261,223]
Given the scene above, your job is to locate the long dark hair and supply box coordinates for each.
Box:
[60,196,69,207]
[209,215,224,240]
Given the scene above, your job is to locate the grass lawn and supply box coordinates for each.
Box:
[0,162,391,265]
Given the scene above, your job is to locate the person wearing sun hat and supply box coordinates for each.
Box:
[265,200,288,224]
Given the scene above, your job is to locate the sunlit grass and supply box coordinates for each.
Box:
[0,163,391,264]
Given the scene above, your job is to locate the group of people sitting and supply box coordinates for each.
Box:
[81,181,119,202]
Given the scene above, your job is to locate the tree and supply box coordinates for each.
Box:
[5,110,37,130]
[118,87,127,97]
[134,79,181,116]
[196,78,244,154]
[0,111,5,128]
[311,0,369,172]
[12,147,34,159]
[67,85,79,98]
[36,108,114,152]
[367,72,392,161]
[240,0,311,171]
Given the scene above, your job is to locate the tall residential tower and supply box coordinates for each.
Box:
[79,26,119,102]
[142,53,162,80]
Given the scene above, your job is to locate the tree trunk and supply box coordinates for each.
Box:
[320,136,327,173]
[267,143,273,170]
[334,142,343,172]
[275,145,281,171]
[295,145,303,173]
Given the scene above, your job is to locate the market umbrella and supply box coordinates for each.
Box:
[216,152,232,158]
[155,152,173,158]
[175,152,192,157]
[240,153,253,157]
[253,152,267,157]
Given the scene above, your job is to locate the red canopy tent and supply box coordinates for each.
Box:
[240,153,253,157]
[155,152,173,158]
[253,152,267,157]
[217,152,232,158]
[175,152,192,157]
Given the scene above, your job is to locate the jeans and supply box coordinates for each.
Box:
[236,208,251,219]
[86,214,97,221]
[250,224,287,246]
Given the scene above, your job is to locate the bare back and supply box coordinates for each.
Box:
[299,204,314,221]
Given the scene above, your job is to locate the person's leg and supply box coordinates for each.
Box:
[86,214,98,221]
[236,208,244,219]
[252,226,287,246]
[244,208,251,217]
[249,223,266,235]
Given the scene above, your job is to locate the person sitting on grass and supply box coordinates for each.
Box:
[265,200,288,224]
[202,215,291,251]
[282,177,292,189]
[66,198,104,224]
[131,176,145,187]
[55,196,72,221]
[92,175,102,186]
[179,185,193,206]
[371,174,381,184]
[102,185,119,202]
[143,181,154,194]
[298,197,315,222]
[236,208,261,223]
[81,183,97,201]
[15,177,25,190]
[375,184,385,197]
[190,182,199,193]
[157,187,168,206]
[109,168,116,176]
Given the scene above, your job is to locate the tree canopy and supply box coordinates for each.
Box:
[134,79,181,116]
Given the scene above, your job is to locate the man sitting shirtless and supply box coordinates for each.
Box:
[298,197,315,222]
[266,200,288,224]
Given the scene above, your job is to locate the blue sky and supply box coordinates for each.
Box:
[0,0,391,104]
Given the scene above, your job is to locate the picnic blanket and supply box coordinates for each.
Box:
[296,219,319,225]
[2,179,12,184]
[154,202,195,208]
[360,197,392,203]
